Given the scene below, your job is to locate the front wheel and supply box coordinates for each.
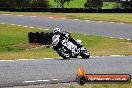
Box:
[80,47,90,59]
[57,47,71,60]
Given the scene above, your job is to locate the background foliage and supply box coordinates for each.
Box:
[0,0,131,9]
[0,0,49,8]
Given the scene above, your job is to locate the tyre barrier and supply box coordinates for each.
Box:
[28,32,53,45]
[0,8,132,13]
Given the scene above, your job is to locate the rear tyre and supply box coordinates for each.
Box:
[57,47,70,60]
[80,47,90,59]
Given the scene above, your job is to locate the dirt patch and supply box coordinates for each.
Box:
[27,43,52,50]
[125,42,132,49]
[12,43,52,50]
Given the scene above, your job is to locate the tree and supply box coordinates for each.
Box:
[0,0,49,8]
[130,0,132,9]
[0,0,8,7]
[54,0,71,8]
[0,0,31,7]
[84,0,103,8]
[7,0,31,7]
[31,0,49,7]
[0,0,4,7]
[120,0,131,8]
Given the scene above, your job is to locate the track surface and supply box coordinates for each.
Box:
[0,14,132,87]
[0,14,132,39]
[0,56,132,87]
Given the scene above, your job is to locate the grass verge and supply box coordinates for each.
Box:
[0,24,132,60]
[63,13,132,23]
[0,12,132,23]
[70,81,132,88]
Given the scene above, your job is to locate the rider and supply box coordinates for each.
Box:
[53,28,82,48]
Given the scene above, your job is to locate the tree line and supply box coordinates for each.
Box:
[0,0,131,8]
[85,0,132,9]
[0,0,49,7]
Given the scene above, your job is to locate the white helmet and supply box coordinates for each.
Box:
[53,28,61,34]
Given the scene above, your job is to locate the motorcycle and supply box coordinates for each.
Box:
[52,34,90,59]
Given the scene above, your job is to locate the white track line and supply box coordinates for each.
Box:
[52,79,58,81]
[36,80,50,82]
[110,55,122,57]
[0,23,45,30]
[0,22,5,24]
[23,81,36,83]
[41,58,54,60]
[52,79,63,81]
[31,16,37,18]
[0,58,54,62]
[38,28,43,30]
[43,29,49,30]
[17,15,23,17]
[73,19,79,20]
[120,23,125,24]
[2,14,9,15]
[126,39,131,41]
[49,17,54,18]
[85,20,90,22]
[17,59,36,61]
[109,22,115,24]
[110,37,114,38]
[120,38,124,40]
[29,27,34,29]
[98,21,103,22]
[0,60,14,62]
[24,26,28,28]
[23,79,61,83]
[10,24,16,26]
[17,25,22,26]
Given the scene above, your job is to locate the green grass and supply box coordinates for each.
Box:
[0,24,50,52]
[0,49,59,60]
[0,24,58,60]
[72,33,132,56]
[70,81,132,88]
[0,24,132,60]
[62,13,132,23]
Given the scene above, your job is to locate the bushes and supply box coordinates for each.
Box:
[120,1,131,9]
[30,0,49,8]
[0,0,49,8]
[84,0,103,9]
[54,0,72,8]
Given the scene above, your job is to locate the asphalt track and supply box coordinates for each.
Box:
[0,56,132,87]
[0,14,132,39]
[0,14,132,87]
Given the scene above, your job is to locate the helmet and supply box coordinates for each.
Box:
[53,28,61,34]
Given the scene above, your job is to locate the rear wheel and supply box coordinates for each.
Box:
[57,47,71,59]
[80,47,90,59]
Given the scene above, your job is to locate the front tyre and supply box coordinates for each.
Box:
[57,47,70,60]
[80,47,90,59]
